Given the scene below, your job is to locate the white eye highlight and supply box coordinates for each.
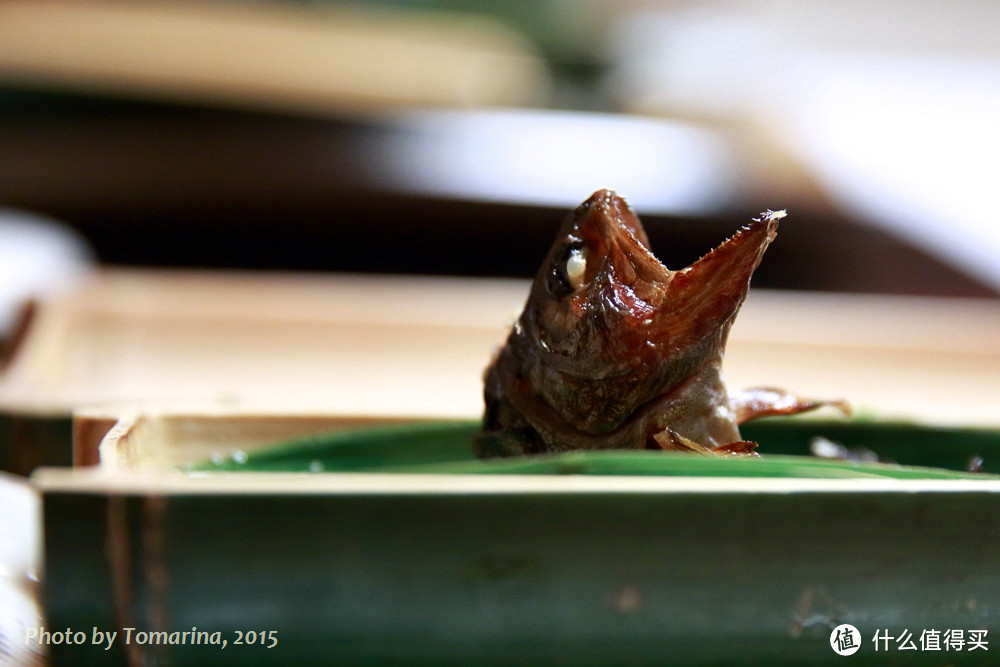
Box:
[566,247,587,289]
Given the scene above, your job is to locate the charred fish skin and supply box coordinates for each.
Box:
[477,189,785,458]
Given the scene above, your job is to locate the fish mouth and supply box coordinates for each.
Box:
[567,189,782,349]
[650,208,782,351]
[526,188,781,383]
[569,189,668,291]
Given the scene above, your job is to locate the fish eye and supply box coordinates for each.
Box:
[565,247,587,289]
[547,242,587,296]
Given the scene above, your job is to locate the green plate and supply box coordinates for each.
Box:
[185,418,1000,480]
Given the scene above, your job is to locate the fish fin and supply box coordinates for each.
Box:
[710,440,760,456]
[651,429,759,457]
[730,387,851,424]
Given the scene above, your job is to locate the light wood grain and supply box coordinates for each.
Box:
[3,268,999,428]
[0,0,549,115]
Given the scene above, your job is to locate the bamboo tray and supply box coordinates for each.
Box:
[33,414,1000,665]
[15,271,1000,662]
[5,268,1000,475]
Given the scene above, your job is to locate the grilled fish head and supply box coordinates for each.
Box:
[480,189,782,456]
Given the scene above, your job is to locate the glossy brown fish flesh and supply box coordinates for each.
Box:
[477,189,841,457]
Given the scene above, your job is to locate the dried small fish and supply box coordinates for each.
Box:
[477,189,841,457]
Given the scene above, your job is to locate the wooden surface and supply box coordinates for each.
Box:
[92,410,413,472]
[0,0,548,116]
[2,267,999,429]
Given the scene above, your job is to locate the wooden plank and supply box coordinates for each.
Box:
[0,0,548,115]
[3,268,999,423]
[4,267,1000,472]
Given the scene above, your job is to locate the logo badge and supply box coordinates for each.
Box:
[830,624,862,656]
